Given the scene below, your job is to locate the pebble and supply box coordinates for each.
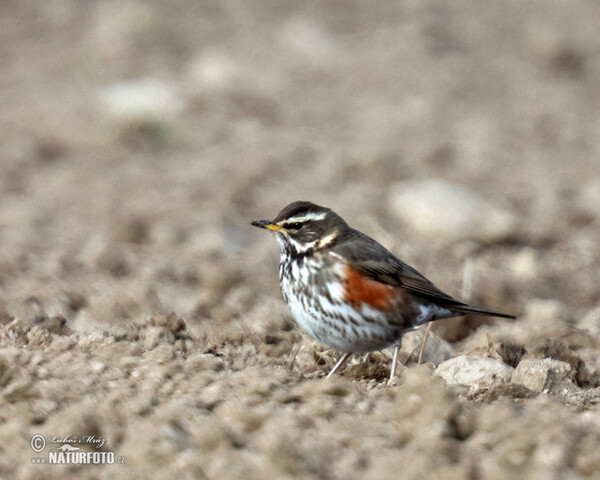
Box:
[389,179,516,243]
[435,355,514,393]
[511,358,572,393]
[98,78,182,121]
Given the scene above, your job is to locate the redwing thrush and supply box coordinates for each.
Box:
[252,201,516,379]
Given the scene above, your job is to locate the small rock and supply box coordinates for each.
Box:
[98,78,182,121]
[511,358,572,393]
[389,179,516,243]
[435,355,514,393]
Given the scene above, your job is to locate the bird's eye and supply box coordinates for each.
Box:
[285,222,304,230]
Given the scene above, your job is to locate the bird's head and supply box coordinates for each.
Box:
[252,201,348,255]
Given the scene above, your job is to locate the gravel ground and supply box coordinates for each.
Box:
[1,1,600,479]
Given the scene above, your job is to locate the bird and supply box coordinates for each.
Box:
[252,200,516,379]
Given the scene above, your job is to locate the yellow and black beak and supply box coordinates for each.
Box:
[251,219,283,232]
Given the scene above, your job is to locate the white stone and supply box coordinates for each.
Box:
[389,179,516,243]
[98,78,182,120]
[435,355,514,392]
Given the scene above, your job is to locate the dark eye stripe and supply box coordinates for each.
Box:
[284,222,304,230]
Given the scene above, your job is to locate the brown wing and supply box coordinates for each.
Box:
[332,230,465,305]
[332,230,516,319]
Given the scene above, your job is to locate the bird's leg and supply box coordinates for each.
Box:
[286,342,303,370]
[390,337,404,380]
[326,352,352,379]
[390,345,399,380]
[417,323,432,365]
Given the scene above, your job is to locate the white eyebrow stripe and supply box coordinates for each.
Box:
[283,212,328,223]
[318,230,338,247]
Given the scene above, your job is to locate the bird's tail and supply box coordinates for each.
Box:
[449,303,516,319]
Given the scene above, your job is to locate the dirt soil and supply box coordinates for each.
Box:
[1,1,600,479]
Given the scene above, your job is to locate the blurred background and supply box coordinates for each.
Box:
[2,0,600,321]
[1,1,600,478]
[1,0,599,323]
